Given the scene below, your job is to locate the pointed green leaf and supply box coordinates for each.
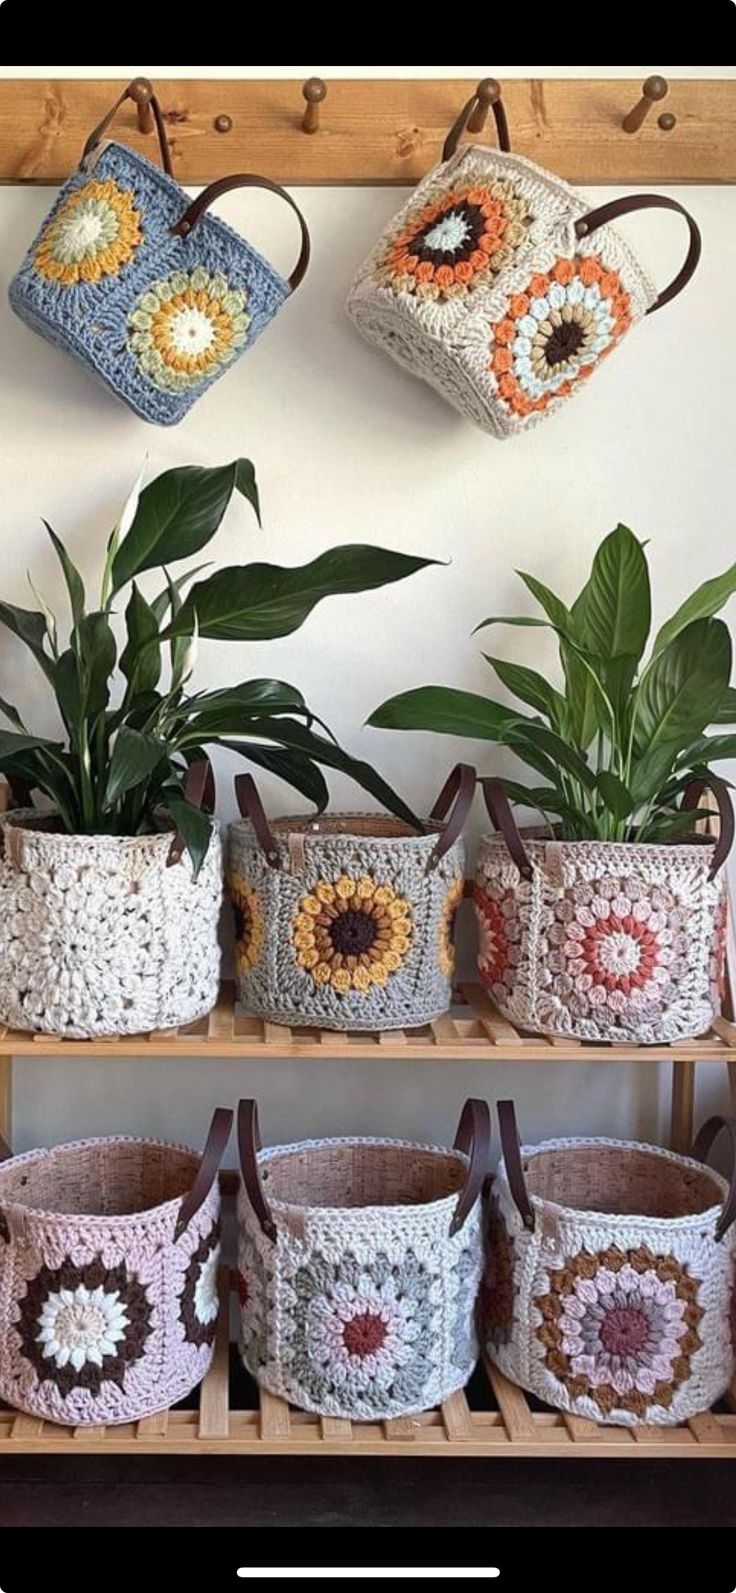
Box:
[483,656,565,724]
[184,680,307,730]
[0,730,62,760]
[572,524,651,661]
[0,697,26,731]
[559,641,602,751]
[516,572,573,634]
[226,743,329,810]
[161,793,214,877]
[596,770,635,821]
[714,687,736,725]
[43,520,86,627]
[149,564,212,624]
[111,460,259,592]
[653,560,736,657]
[225,719,421,829]
[77,612,116,718]
[120,585,161,696]
[0,601,55,681]
[634,618,732,759]
[473,616,550,634]
[369,686,519,740]
[105,727,165,806]
[505,720,596,789]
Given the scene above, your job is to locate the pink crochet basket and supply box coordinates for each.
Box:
[0,1109,232,1426]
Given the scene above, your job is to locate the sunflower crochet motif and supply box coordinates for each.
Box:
[292,875,413,994]
[35,178,142,286]
[228,872,265,975]
[128,267,251,392]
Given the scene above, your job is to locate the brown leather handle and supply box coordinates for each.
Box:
[497,1099,535,1231]
[442,89,511,162]
[574,194,701,313]
[171,175,311,293]
[81,80,174,177]
[167,760,216,867]
[238,1099,277,1243]
[0,1133,12,1161]
[691,1116,736,1243]
[426,763,477,872]
[680,775,734,880]
[481,778,533,881]
[450,1097,491,1237]
[173,1106,233,1243]
[235,773,281,869]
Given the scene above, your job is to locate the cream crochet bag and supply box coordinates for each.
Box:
[236,1097,489,1420]
[484,1101,736,1427]
[347,85,700,436]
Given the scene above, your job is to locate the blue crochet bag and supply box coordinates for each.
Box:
[8,81,311,425]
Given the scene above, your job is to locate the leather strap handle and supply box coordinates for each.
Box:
[171,175,311,293]
[574,194,701,314]
[481,778,534,881]
[680,775,734,880]
[0,1133,12,1161]
[497,1099,535,1232]
[426,763,477,872]
[167,759,216,867]
[235,773,281,869]
[691,1116,736,1243]
[238,1099,277,1243]
[174,1107,233,1243]
[450,1097,491,1237]
[81,80,174,177]
[442,89,511,163]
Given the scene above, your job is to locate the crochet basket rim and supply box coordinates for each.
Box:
[240,1133,471,1220]
[0,1132,205,1224]
[479,832,717,862]
[497,1132,729,1228]
[229,814,458,851]
[2,817,219,855]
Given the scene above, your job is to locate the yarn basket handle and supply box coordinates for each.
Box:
[680,775,735,879]
[442,87,511,162]
[426,763,477,872]
[81,80,174,177]
[481,778,534,882]
[238,1099,278,1243]
[497,1099,536,1232]
[167,760,216,867]
[574,194,701,314]
[690,1116,736,1243]
[170,175,311,293]
[173,1106,233,1243]
[450,1097,492,1236]
[234,773,282,869]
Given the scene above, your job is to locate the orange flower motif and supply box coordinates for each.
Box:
[376,179,532,300]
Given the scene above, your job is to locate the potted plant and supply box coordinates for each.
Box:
[370,524,736,1042]
[0,458,434,1038]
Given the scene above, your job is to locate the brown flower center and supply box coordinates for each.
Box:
[329,909,377,956]
[343,1310,387,1358]
[544,321,585,367]
[599,1305,649,1357]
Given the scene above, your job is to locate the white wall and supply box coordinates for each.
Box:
[1,66,734,1155]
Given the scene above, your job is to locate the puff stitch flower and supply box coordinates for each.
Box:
[377,180,532,301]
[128,267,250,392]
[292,875,413,993]
[35,178,142,286]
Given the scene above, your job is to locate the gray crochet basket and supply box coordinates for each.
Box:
[227,766,475,1031]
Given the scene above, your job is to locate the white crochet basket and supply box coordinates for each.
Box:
[347,86,700,437]
[485,1101,736,1428]
[474,778,733,1045]
[0,798,223,1038]
[236,1098,489,1420]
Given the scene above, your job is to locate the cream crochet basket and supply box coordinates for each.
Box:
[236,1097,489,1420]
[0,766,223,1038]
[0,1109,232,1426]
[227,765,474,1032]
[347,84,700,437]
[474,778,733,1045]
[484,1101,736,1428]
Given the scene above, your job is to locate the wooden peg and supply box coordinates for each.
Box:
[622,75,668,134]
[302,77,327,135]
[467,78,502,134]
[658,112,677,133]
[129,77,155,135]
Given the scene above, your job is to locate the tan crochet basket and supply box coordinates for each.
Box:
[484,1101,736,1427]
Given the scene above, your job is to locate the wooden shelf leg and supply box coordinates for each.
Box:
[670,1057,695,1153]
[0,1054,11,1148]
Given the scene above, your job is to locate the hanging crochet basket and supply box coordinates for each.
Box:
[227,765,475,1032]
[0,764,223,1039]
[347,84,700,436]
[8,79,310,425]
[474,777,734,1044]
[484,1100,736,1427]
[0,1108,232,1426]
[236,1096,489,1420]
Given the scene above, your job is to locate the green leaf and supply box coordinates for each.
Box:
[105,727,165,806]
[76,612,117,719]
[516,572,573,634]
[559,640,603,751]
[634,618,732,761]
[473,615,550,634]
[225,719,422,830]
[231,743,329,809]
[653,559,736,657]
[0,730,62,760]
[149,564,212,624]
[483,656,565,724]
[111,460,259,593]
[169,548,438,642]
[0,601,55,681]
[680,735,736,766]
[0,696,27,731]
[629,743,680,806]
[639,807,714,844]
[183,680,308,730]
[572,524,651,662]
[369,686,519,740]
[714,687,736,725]
[54,649,83,731]
[162,793,214,877]
[43,521,86,628]
[596,770,635,821]
[506,720,596,789]
[120,585,161,697]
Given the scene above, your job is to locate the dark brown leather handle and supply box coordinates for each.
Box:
[235,773,281,869]
[171,175,311,293]
[81,80,174,177]
[167,759,216,867]
[238,1099,277,1243]
[426,763,477,871]
[691,1116,736,1243]
[450,1097,491,1237]
[0,1133,12,1161]
[574,194,701,314]
[497,1099,535,1231]
[174,1106,233,1243]
[442,89,511,162]
[481,778,533,881]
[680,775,734,880]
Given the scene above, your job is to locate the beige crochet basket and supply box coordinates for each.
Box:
[484,1100,736,1427]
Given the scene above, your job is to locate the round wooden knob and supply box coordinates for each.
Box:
[129,77,155,134]
[468,78,502,134]
[643,75,668,103]
[623,75,669,134]
[302,77,327,134]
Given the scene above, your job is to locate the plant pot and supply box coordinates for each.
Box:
[0,812,223,1038]
[474,779,733,1045]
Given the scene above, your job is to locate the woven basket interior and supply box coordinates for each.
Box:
[263,1143,465,1210]
[267,814,437,841]
[523,1144,721,1220]
[0,1141,199,1217]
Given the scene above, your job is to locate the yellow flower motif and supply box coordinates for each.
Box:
[35,179,142,286]
[128,267,250,392]
[228,872,265,974]
[292,874,413,994]
[439,877,464,976]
